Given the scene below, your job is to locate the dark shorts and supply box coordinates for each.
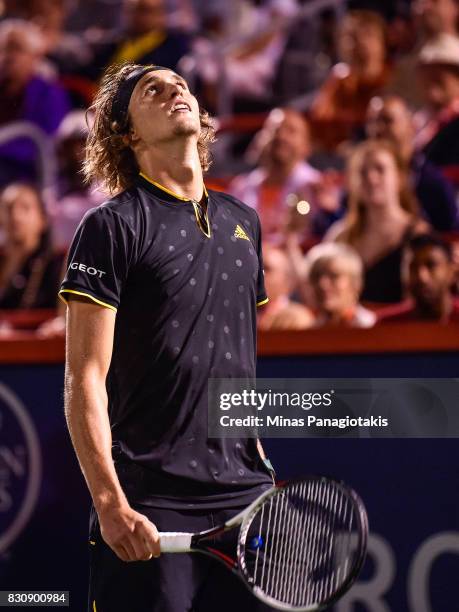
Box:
[88,503,275,612]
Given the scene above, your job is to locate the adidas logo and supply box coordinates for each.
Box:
[234,224,250,241]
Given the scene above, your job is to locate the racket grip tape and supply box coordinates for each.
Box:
[159,532,193,553]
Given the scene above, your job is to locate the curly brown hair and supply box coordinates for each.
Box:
[83,63,216,195]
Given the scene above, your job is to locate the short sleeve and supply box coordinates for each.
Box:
[255,214,268,307]
[58,206,133,311]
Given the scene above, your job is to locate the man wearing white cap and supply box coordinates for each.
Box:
[416,33,459,183]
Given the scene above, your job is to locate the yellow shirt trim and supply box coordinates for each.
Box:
[139,172,208,202]
[58,289,117,312]
[257,297,269,307]
[192,201,211,238]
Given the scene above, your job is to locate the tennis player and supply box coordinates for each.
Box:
[59,63,275,611]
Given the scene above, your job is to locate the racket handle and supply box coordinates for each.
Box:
[159,532,193,553]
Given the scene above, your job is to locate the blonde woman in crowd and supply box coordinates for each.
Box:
[324,140,429,303]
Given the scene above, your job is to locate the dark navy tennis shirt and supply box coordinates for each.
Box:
[59,173,272,508]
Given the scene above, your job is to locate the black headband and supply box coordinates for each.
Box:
[110,65,170,127]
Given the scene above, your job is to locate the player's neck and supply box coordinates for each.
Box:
[138,139,204,202]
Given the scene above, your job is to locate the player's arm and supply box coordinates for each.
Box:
[64,295,160,561]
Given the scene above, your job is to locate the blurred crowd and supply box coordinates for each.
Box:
[0,0,458,336]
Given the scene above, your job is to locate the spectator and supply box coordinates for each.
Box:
[50,111,105,250]
[387,0,459,107]
[325,140,429,303]
[416,33,459,181]
[257,244,313,331]
[414,0,459,36]
[0,19,71,185]
[191,0,297,113]
[310,10,390,150]
[0,183,64,309]
[379,233,459,322]
[309,93,459,239]
[26,0,93,78]
[85,0,190,80]
[274,5,339,102]
[65,0,123,32]
[366,94,458,230]
[304,242,376,328]
[230,108,320,245]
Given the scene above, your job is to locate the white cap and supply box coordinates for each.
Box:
[418,33,459,68]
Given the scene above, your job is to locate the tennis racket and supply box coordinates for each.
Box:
[159,476,368,611]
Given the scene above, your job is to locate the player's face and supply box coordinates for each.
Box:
[310,260,359,316]
[358,150,400,209]
[408,246,453,306]
[127,70,201,147]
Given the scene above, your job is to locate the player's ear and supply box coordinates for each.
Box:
[110,117,138,148]
[125,122,141,148]
[121,132,132,147]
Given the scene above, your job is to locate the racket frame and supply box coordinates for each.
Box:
[159,477,369,611]
[237,477,368,611]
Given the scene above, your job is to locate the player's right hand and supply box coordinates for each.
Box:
[98,503,161,562]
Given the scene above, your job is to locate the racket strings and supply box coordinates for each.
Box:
[241,480,361,609]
